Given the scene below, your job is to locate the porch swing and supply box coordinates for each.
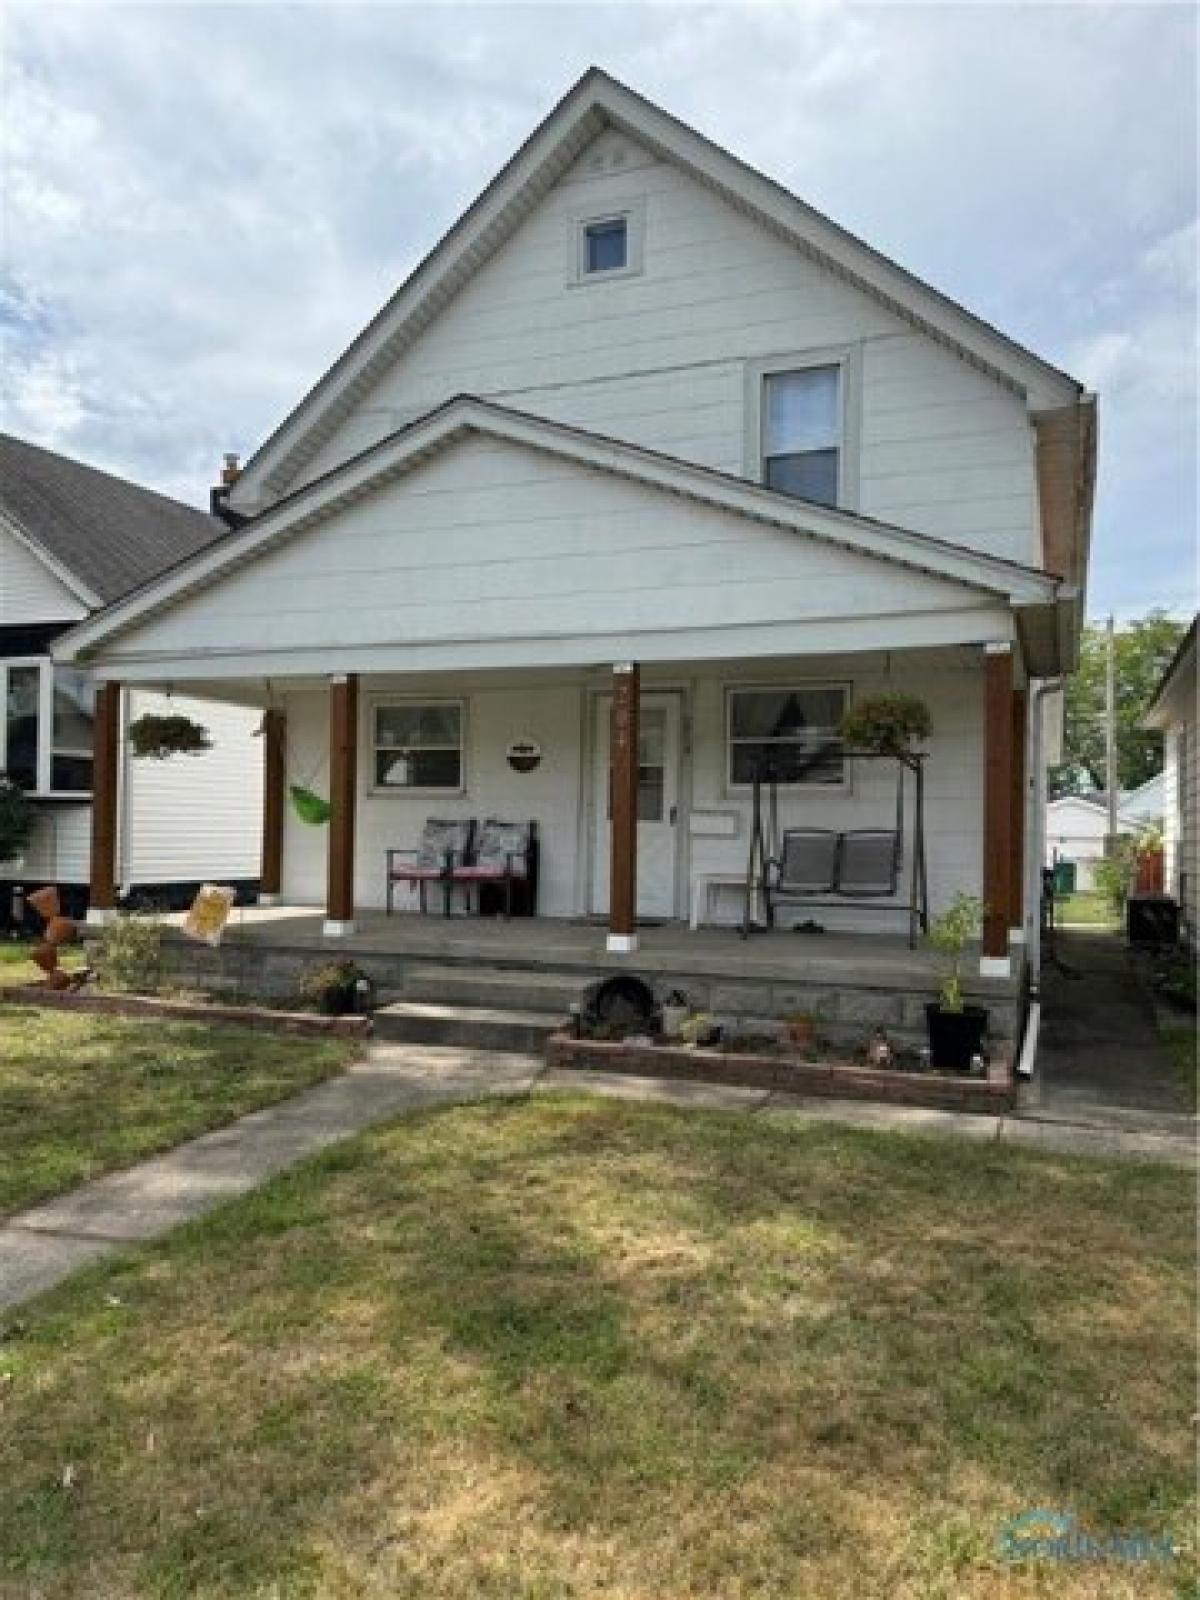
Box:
[741,745,930,947]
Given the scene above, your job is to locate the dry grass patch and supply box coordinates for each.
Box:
[0,1097,1193,1598]
[0,1002,357,1215]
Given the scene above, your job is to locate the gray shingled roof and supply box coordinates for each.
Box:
[0,432,224,607]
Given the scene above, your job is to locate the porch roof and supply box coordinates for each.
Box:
[54,398,1063,684]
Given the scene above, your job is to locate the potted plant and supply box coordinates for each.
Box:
[660,988,690,1039]
[0,778,33,867]
[925,893,988,1070]
[300,959,373,1016]
[840,694,932,754]
[127,713,212,760]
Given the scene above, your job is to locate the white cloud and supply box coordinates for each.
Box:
[0,1,1194,617]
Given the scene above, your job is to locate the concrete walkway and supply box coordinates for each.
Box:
[2,1032,1194,1313]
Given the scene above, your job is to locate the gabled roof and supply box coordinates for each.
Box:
[1143,616,1197,730]
[55,395,1060,664]
[232,66,1083,509]
[0,432,224,608]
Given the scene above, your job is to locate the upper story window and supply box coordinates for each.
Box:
[583,217,627,274]
[568,198,645,286]
[1,659,94,798]
[762,365,841,507]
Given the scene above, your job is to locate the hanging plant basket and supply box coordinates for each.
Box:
[128,713,213,761]
[290,785,331,826]
[840,694,932,755]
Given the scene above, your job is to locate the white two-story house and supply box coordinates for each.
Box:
[55,68,1094,983]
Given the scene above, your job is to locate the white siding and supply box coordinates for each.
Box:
[121,693,264,885]
[294,128,1038,566]
[0,524,87,624]
[119,434,1002,667]
[278,649,984,927]
[1163,720,1198,939]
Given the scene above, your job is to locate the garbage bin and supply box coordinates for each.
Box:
[1052,860,1076,896]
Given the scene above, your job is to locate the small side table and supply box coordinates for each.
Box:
[690,872,762,931]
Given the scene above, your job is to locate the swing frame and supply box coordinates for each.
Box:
[741,749,930,948]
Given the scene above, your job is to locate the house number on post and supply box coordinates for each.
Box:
[506,738,542,774]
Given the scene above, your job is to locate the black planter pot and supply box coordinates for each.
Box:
[318,986,358,1017]
[924,1003,988,1072]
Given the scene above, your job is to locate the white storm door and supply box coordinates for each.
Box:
[590,692,682,920]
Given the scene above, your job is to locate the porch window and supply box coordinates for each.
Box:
[726,685,847,788]
[762,366,841,507]
[0,659,94,796]
[372,700,464,792]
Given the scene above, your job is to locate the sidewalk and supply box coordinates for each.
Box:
[2,1037,1193,1313]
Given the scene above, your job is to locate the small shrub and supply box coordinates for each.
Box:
[299,959,371,1016]
[927,893,984,1012]
[94,913,164,994]
[1093,837,1139,916]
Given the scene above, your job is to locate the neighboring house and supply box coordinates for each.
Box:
[1144,617,1197,942]
[54,68,1095,977]
[1044,793,1137,891]
[0,433,263,919]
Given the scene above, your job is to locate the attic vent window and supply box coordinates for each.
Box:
[583,217,627,274]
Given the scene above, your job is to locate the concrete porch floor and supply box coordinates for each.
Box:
[156,903,1015,999]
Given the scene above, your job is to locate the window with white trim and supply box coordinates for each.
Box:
[0,659,94,797]
[372,700,464,792]
[569,199,645,285]
[726,685,847,788]
[762,365,841,507]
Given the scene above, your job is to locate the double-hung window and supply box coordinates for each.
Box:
[726,684,848,789]
[0,659,95,796]
[762,365,842,507]
[372,700,464,793]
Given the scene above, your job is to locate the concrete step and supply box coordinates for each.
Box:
[374,1000,562,1054]
[400,963,590,1015]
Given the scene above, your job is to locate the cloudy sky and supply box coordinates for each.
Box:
[2,2,1195,620]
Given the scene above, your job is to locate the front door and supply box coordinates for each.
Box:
[590,691,682,920]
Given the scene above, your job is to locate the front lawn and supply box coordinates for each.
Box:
[0,1003,358,1217]
[0,1097,1192,1598]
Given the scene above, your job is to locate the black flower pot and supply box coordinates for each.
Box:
[318,985,358,1017]
[924,1003,988,1072]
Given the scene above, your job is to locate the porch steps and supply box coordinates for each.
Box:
[398,964,590,1015]
[374,963,587,1053]
[373,1001,560,1055]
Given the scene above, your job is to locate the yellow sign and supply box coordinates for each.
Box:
[183,884,236,946]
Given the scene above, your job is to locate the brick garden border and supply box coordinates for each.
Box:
[547,1030,1015,1112]
[1,984,373,1039]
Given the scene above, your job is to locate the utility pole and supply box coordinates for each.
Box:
[1105,614,1119,852]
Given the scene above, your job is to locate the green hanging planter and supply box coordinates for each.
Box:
[290,785,331,826]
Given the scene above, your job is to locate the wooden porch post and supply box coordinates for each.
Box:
[259,709,285,905]
[1009,687,1027,935]
[325,675,358,936]
[87,680,122,923]
[608,662,640,953]
[982,644,1013,967]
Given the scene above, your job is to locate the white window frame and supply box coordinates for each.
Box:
[724,681,852,796]
[743,346,862,511]
[368,696,467,797]
[0,656,94,800]
[567,196,646,286]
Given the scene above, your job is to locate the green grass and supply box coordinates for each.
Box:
[1055,892,1119,928]
[0,1001,358,1217]
[0,1097,1192,1598]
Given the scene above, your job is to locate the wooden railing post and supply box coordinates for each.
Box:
[1009,686,1027,936]
[325,675,358,937]
[260,709,285,904]
[982,644,1013,968]
[608,662,640,953]
[87,680,121,924]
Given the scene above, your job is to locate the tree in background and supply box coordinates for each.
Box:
[1050,611,1187,798]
